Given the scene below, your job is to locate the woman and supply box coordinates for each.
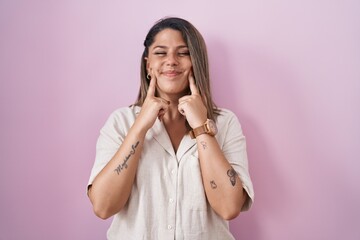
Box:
[87,17,254,239]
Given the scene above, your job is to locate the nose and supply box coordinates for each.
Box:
[166,52,178,66]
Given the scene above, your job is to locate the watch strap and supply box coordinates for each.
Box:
[189,124,208,139]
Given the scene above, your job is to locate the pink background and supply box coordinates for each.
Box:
[1,0,359,239]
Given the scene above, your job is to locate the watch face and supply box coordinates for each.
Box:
[207,119,218,136]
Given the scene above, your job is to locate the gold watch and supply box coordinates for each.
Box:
[189,119,218,139]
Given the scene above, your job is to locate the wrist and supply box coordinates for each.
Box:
[189,116,207,129]
[131,120,149,138]
[189,119,218,139]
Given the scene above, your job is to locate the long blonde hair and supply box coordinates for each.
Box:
[135,17,219,121]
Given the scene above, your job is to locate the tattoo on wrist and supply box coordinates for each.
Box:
[210,180,217,189]
[227,168,238,186]
[114,141,140,175]
[200,141,207,150]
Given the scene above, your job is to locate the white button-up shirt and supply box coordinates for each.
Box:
[88,106,254,240]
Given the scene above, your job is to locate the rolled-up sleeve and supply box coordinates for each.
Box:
[87,110,125,191]
[219,110,254,211]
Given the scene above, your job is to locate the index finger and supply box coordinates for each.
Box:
[189,74,199,95]
[147,74,156,97]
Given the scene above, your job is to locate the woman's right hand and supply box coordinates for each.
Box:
[134,73,170,132]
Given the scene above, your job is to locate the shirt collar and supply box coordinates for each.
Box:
[135,104,196,160]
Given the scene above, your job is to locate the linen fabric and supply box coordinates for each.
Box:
[88,106,254,240]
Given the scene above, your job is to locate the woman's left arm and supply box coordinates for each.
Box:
[196,133,247,220]
[178,75,248,220]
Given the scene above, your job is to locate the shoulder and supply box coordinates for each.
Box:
[102,105,140,131]
[107,105,140,120]
[214,108,245,136]
[215,108,240,125]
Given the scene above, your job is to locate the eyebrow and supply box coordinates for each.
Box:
[153,45,189,50]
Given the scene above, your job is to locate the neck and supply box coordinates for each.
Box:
[163,104,184,122]
[156,88,190,103]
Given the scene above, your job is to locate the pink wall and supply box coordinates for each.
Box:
[1,0,359,239]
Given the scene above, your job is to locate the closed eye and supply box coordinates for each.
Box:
[178,52,190,56]
[154,52,166,55]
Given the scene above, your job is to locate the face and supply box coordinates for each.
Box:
[146,28,192,99]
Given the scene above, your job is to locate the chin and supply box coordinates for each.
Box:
[157,87,188,97]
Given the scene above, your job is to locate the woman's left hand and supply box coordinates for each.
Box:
[178,74,208,128]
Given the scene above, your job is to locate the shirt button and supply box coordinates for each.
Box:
[167,225,172,230]
[171,170,175,175]
[169,198,174,203]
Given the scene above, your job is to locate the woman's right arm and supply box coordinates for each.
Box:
[88,123,146,219]
[88,76,168,219]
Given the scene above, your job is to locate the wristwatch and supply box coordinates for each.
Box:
[189,119,218,139]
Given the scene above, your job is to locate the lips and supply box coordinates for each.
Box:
[162,70,181,77]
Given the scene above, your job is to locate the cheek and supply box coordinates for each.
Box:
[149,62,163,73]
[184,61,193,71]
[147,57,160,69]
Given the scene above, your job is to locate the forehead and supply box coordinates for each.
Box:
[151,28,187,47]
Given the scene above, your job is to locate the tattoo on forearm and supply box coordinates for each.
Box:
[210,180,217,189]
[227,168,238,186]
[200,141,207,150]
[114,141,140,175]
